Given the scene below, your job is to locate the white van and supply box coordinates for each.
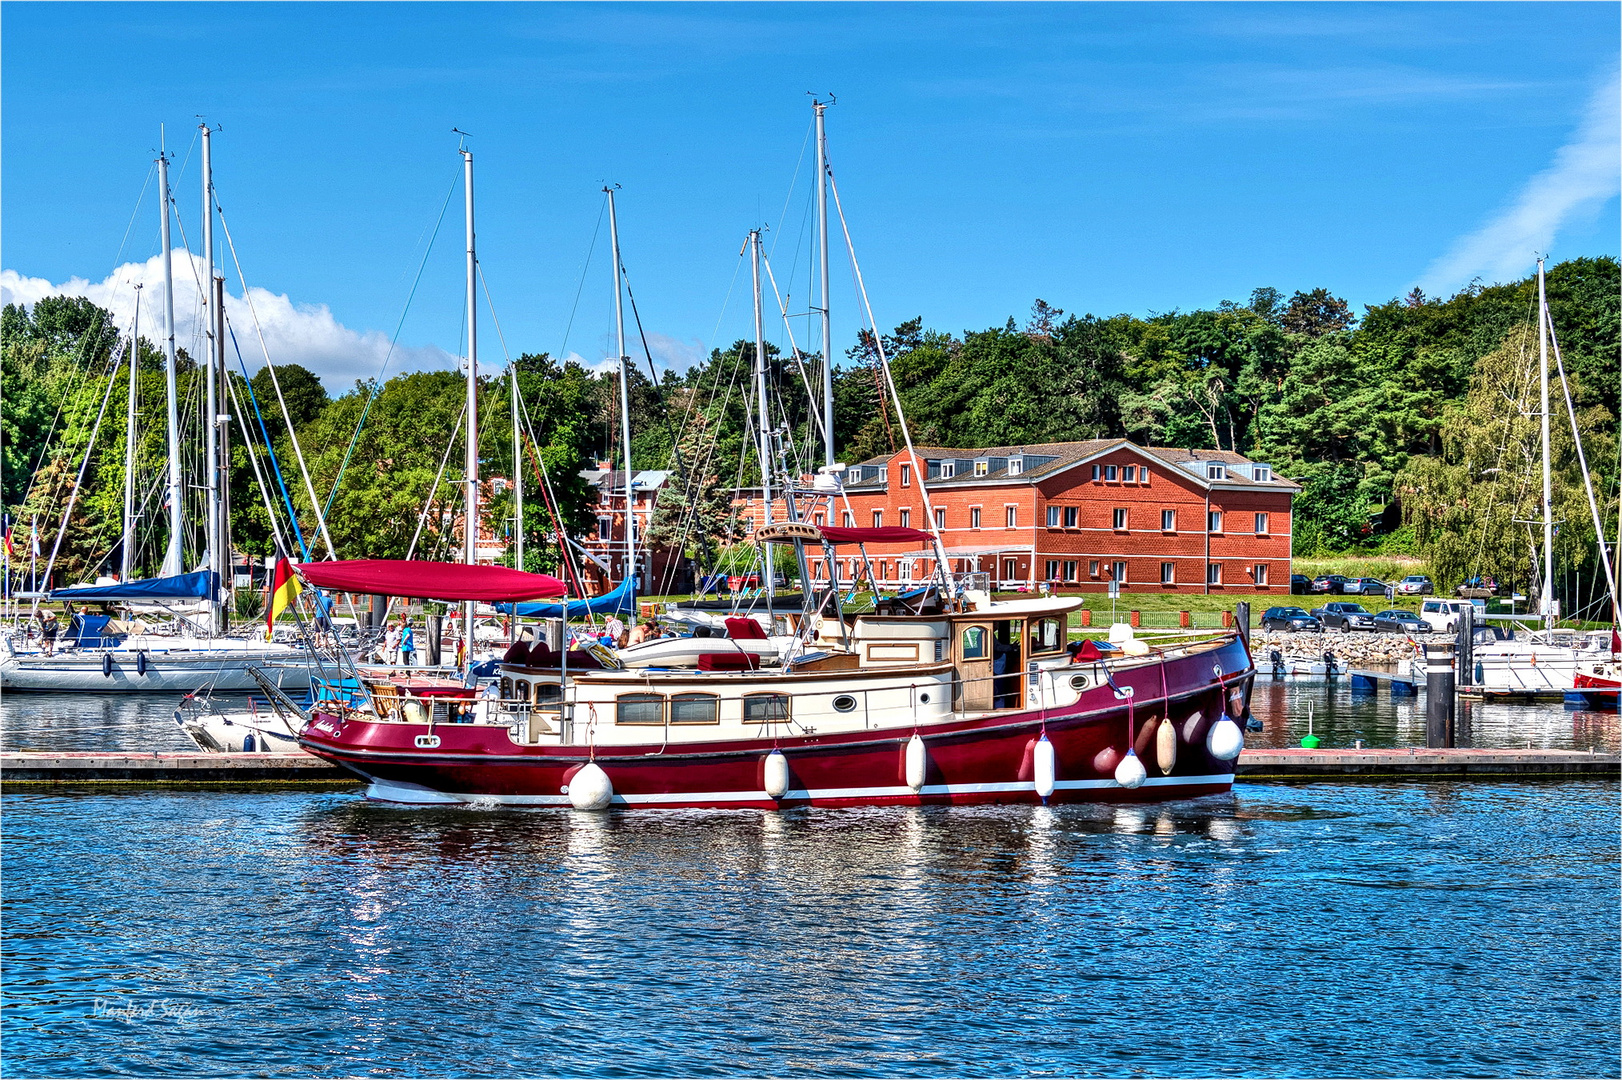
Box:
[1419,598,1477,632]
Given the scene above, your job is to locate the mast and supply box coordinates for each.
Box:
[606,187,635,594]
[201,124,222,630]
[814,99,834,468]
[121,285,142,582]
[462,147,479,655]
[750,228,777,610]
[215,273,230,612]
[511,361,523,572]
[157,151,184,579]
[1538,258,1554,629]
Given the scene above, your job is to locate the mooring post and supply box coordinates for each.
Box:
[1455,611,1474,689]
[424,614,442,666]
[1235,601,1250,650]
[1425,642,1456,747]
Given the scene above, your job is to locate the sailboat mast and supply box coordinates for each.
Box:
[462,147,479,651]
[511,363,523,572]
[122,285,142,582]
[201,125,222,629]
[750,229,775,609]
[814,99,834,468]
[1538,258,1554,628]
[157,151,184,579]
[606,188,635,594]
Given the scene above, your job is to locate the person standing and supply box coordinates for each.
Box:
[398,622,415,669]
[384,622,402,666]
[39,610,59,656]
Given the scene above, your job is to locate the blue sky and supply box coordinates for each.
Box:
[2,2,1617,388]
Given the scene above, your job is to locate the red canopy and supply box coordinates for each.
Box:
[296,559,566,602]
[818,526,935,545]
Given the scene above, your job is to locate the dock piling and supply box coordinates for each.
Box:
[1425,643,1456,748]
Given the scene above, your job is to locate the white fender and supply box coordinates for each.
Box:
[764,750,790,799]
[905,734,927,792]
[1033,735,1057,798]
[1114,748,1147,789]
[1207,718,1244,761]
[567,762,614,810]
[1155,717,1178,774]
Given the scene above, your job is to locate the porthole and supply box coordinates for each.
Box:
[1070,674,1090,690]
[919,692,931,704]
[832,694,858,713]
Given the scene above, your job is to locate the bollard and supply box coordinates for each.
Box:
[1424,643,1456,747]
[1130,610,1140,628]
[1179,610,1191,628]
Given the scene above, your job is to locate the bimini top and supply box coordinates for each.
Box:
[50,570,218,601]
[818,525,934,545]
[296,560,566,602]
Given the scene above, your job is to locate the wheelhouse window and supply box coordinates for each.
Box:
[961,625,988,659]
[670,693,719,725]
[743,693,790,724]
[1031,617,1063,653]
[617,693,665,725]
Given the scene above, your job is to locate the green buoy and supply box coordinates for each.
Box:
[1301,701,1320,748]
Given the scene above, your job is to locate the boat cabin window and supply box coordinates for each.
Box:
[743,693,791,724]
[670,693,720,725]
[617,693,665,725]
[961,625,988,659]
[533,682,561,705]
[501,677,513,697]
[1030,617,1063,654]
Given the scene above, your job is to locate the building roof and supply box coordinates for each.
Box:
[580,469,673,493]
[842,438,1298,492]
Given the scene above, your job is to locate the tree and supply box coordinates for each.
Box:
[1280,288,1355,337]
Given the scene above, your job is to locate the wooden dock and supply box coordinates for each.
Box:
[0,752,356,785]
[1,747,1615,787]
[1235,747,1618,780]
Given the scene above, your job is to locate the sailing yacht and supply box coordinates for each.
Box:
[1,130,311,693]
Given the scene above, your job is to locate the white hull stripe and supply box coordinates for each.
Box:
[363,772,1234,807]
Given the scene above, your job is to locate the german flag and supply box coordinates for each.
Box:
[267,557,302,640]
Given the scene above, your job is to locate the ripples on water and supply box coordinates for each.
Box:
[3,784,1618,1077]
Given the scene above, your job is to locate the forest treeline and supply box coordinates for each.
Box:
[3,256,1617,610]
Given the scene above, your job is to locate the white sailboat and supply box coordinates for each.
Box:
[2,130,311,693]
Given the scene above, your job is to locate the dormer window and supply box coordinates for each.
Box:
[939,462,955,479]
[974,460,989,477]
[1008,457,1023,475]
[1206,463,1227,481]
[849,468,861,483]
[879,467,888,483]
[1253,465,1272,482]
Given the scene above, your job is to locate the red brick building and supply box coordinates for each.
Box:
[734,439,1298,595]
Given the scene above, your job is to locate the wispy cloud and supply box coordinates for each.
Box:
[0,253,455,390]
[1419,67,1621,294]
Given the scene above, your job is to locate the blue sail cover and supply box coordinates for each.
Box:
[50,570,218,601]
[504,577,636,619]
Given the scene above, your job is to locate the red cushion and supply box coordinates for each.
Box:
[697,652,761,671]
[725,617,767,640]
[502,640,532,665]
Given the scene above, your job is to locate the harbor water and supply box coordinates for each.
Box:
[2,688,1618,1077]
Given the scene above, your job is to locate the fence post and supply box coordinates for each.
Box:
[1179,610,1190,628]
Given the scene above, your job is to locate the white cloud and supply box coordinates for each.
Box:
[1419,68,1621,295]
[0,252,456,390]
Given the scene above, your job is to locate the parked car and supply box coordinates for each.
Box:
[1396,574,1434,595]
[1419,598,1478,633]
[1373,609,1428,633]
[1311,601,1376,632]
[1290,574,1313,595]
[1341,577,1390,596]
[1311,574,1352,594]
[1261,606,1322,632]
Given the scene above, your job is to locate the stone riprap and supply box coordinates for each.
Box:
[1251,629,1455,667]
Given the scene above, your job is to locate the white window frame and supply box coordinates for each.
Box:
[1208,563,1222,585]
[1008,457,1023,475]
[1255,512,1269,534]
[1112,560,1127,583]
[1089,560,1100,578]
[1005,505,1017,528]
[1162,509,1176,531]
[1064,506,1078,528]
[1161,562,1175,585]
[974,460,989,477]
[1063,560,1077,581]
[900,463,911,487]
[971,506,982,529]
[872,510,884,528]
[1209,510,1223,533]
[1206,463,1227,481]
[1122,465,1136,482]
[935,507,946,529]
[1045,559,1060,580]
[1047,506,1060,528]
[1104,464,1118,481]
[842,511,854,528]
[1254,563,1269,586]
[1254,465,1272,482]
[939,461,955,479]
[1091,465,1100,481]
[1113,508,1128,530]
[899,508,911,529]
